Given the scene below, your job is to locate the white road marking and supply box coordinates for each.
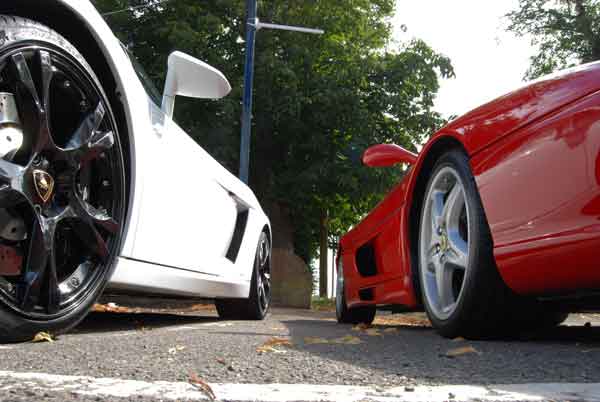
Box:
[165,322,234,332]
[0,371,599,401]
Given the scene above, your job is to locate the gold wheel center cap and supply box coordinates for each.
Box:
[33,169,55,203]
[440,234,449,252]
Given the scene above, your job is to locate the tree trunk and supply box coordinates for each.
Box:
[266,202,295,251]
[319,210,328,298]
[267,201,313,308]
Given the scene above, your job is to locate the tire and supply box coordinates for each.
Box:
[216,232,271,320]
[0,16,126,342]
[513,308,569,332]
[417,149,513,339]
[335,257,376,325]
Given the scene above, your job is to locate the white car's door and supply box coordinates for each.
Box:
[131,101,238,275]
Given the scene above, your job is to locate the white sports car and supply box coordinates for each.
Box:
[0,1,272,342]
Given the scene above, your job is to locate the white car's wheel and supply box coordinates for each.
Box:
[216,232,271,320]
[0,16,126,342]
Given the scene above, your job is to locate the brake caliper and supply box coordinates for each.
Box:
[0,243,22,276]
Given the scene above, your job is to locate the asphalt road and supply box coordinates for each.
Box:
[0,300,599,401]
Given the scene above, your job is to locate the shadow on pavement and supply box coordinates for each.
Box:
[278,312,600,385]
[72,311,220,335]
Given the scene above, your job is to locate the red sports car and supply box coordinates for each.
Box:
[336,62,600,338]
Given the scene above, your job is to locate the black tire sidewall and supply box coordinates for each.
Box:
[418,149,499,337]
[250,232,271,319]
[216,231,271,321]
[0,16,126,342]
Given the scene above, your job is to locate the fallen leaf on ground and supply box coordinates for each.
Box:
[189,372,216,400]
[383,328,398,334]
[32,332,54,343]
[216,358,227,365]
[364,328,382,337]
[257,337,293,353]
[352,323,371,331]
[332,335,362,345]
[92,303,132,314]
[304,337,331,345]
[168,345,186,355]
[445,346,478,357]
[373,314,431,328]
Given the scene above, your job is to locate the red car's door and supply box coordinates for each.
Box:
[471,91,600,294]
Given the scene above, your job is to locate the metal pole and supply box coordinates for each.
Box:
[239,0,257,184]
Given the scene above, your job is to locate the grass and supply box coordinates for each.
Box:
[311,297,335,311]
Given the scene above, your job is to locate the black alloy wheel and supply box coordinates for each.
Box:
[0,16,126,341]
[216,231,272,320]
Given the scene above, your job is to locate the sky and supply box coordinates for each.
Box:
[393,0,535,118]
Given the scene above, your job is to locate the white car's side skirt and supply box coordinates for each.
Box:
[107,257,251,299]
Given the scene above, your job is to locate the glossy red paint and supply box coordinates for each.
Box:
[442,62,600,154]
[362,144,417,167]
[339,60,600,310]
[471,90,600,294]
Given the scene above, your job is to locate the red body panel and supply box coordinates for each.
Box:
[340,61,600,309]
[471,91,600,294]
[444,62,600,154]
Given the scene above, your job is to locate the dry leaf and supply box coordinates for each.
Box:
[168,345,186,355]
[189,372,216,401]
[92,303,132,314]
[304,337,331,345]
[365,328,382,337]
[216,358,227,365]
[257,337,292,353]
[373,314,431,328]
[32,332,54,343]
[383,328,398,334]
[352,323,371,331]
[332,335,362,345]
[446,346,478,357]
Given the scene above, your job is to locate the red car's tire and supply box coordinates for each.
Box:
[335,259,376,325]
[417,149,571,338]
[418,149,515,339]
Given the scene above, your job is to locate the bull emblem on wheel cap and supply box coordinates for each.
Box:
[33,169,54,203]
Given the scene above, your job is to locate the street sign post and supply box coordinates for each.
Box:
[239,1,324,184]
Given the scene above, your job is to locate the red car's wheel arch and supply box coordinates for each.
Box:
[404,135,472,308]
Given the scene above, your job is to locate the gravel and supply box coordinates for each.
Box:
[0,306,598,401]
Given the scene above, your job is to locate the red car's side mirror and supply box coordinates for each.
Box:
[362,144,417,167]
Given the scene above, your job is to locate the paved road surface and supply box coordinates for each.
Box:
[0,303,599,401]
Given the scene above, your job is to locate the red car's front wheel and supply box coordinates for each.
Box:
[418,150,568,338]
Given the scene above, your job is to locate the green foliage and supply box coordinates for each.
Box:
[507,0,600,79]
[93,0,454,263]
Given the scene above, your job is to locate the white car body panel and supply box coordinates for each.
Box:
[41,0,270,298]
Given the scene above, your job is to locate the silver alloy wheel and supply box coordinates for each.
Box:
[336,260,344,312]
[420,166,470,320]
